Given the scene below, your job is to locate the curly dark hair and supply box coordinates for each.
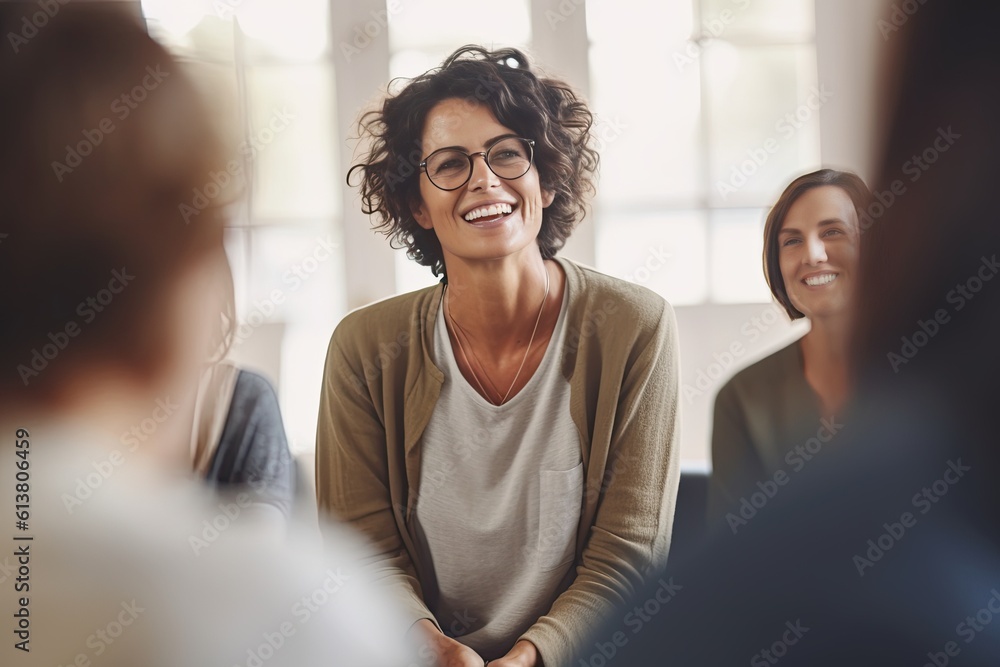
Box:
[347,45,600,278]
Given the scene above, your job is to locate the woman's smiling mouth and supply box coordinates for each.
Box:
[804,273,838,286]
[462,202,515,223]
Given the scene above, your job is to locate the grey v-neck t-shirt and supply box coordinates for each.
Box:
[411,286,583,660]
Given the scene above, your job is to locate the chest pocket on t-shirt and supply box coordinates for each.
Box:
[535,462,584,571]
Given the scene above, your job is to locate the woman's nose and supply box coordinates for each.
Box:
[805,236,828,264]
[467,153,499,190]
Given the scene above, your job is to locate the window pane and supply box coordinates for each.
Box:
[704,42,819,206]
[390,49,443,81]
[388,0,530,54]
[699,0,814,41]
[596,211,707,305]
[232,224,344,328]
[709,208,771,303]
[279,325,336,454]
[224,226,250,317]
[247,65,338,220]
[141,0,212,51]
[237,0,329,61]
[587,0,691,43]
[588,1,702,206]
[143,1,330,61]
[225,226,344,457]
[588,0,819,307]
[589,43,703,207]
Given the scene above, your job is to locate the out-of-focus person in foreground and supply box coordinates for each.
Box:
[0,4,410,666]
[574,0,1000,664]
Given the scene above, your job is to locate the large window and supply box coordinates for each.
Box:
[589,0,818,305]
[142,0,342,453]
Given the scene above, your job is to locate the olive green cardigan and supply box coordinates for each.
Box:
[315,257,681,667]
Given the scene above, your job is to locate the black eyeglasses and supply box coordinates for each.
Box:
[419,136,535,191]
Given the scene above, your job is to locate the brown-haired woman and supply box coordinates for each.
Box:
[316,46,681,667]
[708,169,870,526]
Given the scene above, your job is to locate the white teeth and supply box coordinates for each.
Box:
[804,273,837,286]
[463,203,513,221]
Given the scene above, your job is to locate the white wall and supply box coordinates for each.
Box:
[674,303,809,465]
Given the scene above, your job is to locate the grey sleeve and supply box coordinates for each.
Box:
[206,369,296,516]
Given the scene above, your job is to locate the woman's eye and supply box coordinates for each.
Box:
[435,159,463,172]
[782,238,801,247]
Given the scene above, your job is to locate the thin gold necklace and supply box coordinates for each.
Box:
[445,266,551,406]
[448,316,504,398]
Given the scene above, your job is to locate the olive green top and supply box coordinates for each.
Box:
[708,339,828,525]
[315,257,681,666]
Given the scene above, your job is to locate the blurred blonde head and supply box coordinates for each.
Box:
[0,3,229,408]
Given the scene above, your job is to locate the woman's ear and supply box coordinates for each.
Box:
[541,188,555,208]
[411,199,433,230]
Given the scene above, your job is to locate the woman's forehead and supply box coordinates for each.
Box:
[421,99,513,151]
[782,186,858,229]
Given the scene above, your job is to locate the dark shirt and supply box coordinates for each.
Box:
[577,384,1000,666]
[708,340,827,527]
[205,369,295,516]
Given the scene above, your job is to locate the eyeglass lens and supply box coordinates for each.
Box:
[424,137,532,190]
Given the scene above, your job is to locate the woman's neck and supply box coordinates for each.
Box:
[800,315,852,416]
[444,254,560,357]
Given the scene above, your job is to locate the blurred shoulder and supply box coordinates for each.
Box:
[231,366,280,406]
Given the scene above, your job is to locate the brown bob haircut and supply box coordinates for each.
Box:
[762,169,871,320]
[348,45,600,279]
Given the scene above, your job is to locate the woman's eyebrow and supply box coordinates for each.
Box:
[427,133,519,154]
[484,133,518,145]
[779,218,847,236]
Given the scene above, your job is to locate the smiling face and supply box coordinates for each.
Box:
[411,99,554,269]
[777,185,860,321]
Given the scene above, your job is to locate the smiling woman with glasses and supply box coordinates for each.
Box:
[318,45,682,667]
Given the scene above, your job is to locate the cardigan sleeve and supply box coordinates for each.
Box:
[314,331,439,637]
[520,299,682,667]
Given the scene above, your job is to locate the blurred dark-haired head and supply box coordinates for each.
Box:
[851,1,1000,495]
[852,2,1000,400]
